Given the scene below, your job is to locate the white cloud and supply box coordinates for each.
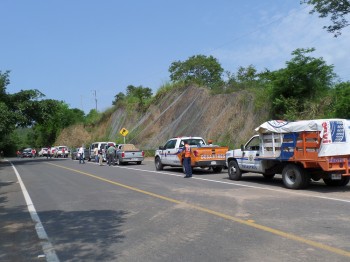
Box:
[213,6,350,81]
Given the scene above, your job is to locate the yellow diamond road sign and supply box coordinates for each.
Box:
[120,128,129,137]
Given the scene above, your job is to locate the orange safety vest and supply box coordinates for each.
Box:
[184,144,191,158]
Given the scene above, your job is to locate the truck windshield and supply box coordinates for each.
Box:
[180,139,206,147]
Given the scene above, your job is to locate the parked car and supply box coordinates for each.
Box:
[38,148,48,157]
[54,146,69,158]
[115,144,144,165]
[71,147,89,160]
[21,148,33,158]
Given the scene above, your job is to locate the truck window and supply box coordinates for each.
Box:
[245,136,260,151]
[164,140,176,149]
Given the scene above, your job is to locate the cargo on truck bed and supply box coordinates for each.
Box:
[226,119,350,189]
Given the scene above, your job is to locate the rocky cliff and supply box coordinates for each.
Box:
[57,86,270,149]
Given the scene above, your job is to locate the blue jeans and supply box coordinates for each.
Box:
[183,157,192,177]
[79,154,85,164]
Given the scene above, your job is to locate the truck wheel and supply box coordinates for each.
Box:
[137,161,142,165]
[228,160,242,180]
[212,166,223,173]
[282,164,310,189]
[323,176,350,186]
[155,157,164,171]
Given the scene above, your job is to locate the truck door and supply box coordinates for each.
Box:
[161,139,177,165]
[240,136,263,172]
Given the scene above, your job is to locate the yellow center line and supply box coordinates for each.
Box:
[48,162,350,258]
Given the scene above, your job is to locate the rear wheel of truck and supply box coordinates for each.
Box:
[323,176,350,187]
[155,157,164,171]
[282,164,310,189]
[212,166,223,173]
[228,160,242,180]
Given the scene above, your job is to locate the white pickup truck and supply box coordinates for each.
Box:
[155,136,228,173]
[226,119,350,189]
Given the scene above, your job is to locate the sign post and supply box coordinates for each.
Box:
[120,128,129,144]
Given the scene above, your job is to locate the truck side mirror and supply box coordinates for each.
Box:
[241,144,245,151]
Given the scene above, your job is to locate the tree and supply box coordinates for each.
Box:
[302,0,350,37]
[266,48,336,119]
[0,71,54,139]
[169,55,224,89]
[332,81,350,118]
[112,92,126,105]
[125,85,153,111]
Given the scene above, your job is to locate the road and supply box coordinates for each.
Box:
[1,157,350,262]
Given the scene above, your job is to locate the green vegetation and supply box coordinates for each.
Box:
[169,55,224,90]
[302,0,350,37]
[2,44,350,156]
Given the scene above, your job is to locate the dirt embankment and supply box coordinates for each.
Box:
[56,86,270,149]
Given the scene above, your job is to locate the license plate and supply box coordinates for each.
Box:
[211,161,216,165]
[131,158,139,161]
[331,174,342,180]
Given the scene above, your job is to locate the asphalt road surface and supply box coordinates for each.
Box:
[1,157,350,262]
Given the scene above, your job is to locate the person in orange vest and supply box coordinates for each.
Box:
[183,140,192,178]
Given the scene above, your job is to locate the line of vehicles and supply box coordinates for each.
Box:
[18,146,69,158]
[19,118,350,190]
[72,142,145,165]
[20,142,145,165]
[155,119,350,190]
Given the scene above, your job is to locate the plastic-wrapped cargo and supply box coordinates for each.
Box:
[255,119,350,157]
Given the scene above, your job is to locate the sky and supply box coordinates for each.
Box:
[1,0,350,113]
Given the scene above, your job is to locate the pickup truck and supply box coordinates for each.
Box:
[226,119,350,189]
[115,144,144,165]
[155,136,228,173]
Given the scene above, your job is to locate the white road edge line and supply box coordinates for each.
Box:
[106,163,350,204]
[9,160,60,262]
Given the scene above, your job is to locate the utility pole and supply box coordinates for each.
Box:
[93,90,97,111]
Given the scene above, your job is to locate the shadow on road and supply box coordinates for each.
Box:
[0,204,44,261]
[40,209,127,261]
[0,205,128,261]
[222,174,350,193]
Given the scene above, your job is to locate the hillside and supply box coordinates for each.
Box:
[57,86,270,149]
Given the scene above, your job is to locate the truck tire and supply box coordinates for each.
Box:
[323,176,350,187]
[228,160,242,180]
[282,164,310,189]
[155,157,164,171]
[212,166,223,173]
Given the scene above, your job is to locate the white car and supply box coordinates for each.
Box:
[38,148,48,157]
[54,146,69,158]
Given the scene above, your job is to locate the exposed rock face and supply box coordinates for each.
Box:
[57,86,270,149]
[108,86,270,149]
